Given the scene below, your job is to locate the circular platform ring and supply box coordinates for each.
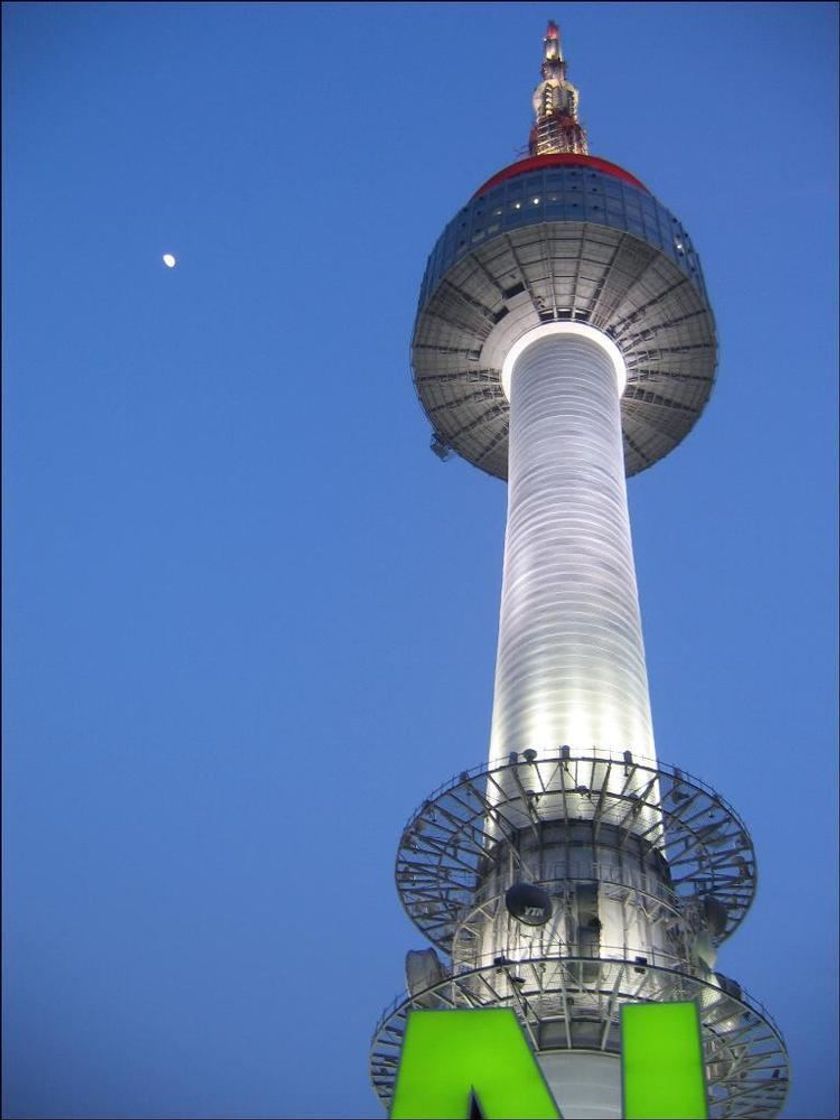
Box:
[412,159,717,479]
[369,954,789,1118]
[396,749,756,950]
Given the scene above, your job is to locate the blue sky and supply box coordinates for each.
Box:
[3,3,837,1118]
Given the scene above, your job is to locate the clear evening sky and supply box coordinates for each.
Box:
[3,3,837,1118]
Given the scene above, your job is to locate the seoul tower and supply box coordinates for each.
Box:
[371,21,789,1119]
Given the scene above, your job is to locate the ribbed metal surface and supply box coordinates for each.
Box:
[489,331,655,764]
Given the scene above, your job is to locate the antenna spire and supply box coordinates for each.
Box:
[529,20,588,156]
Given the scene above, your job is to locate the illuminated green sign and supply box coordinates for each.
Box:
[621,1002,707,1120]
[390,1004,708,1120]
[390,1009,559,1119]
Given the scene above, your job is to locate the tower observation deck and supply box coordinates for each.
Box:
[371,21,789,1119]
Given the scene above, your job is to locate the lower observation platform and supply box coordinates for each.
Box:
[396,750,756,950]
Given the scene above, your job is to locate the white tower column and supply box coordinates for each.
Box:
[490,323,656,766]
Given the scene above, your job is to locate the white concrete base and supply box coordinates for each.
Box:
[537,1051,622,1119]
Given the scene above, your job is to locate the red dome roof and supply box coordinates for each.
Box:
[473,153,649,197]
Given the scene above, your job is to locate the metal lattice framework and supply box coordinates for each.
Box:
[412,160,717,479]
[369,955,789,1118]
[396,750,756,950]
[452,884,691,971]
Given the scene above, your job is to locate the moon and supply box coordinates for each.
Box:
[162,253,177,268]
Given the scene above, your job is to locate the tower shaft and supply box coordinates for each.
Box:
[480,326,661,1116]
[489,328,655,767]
